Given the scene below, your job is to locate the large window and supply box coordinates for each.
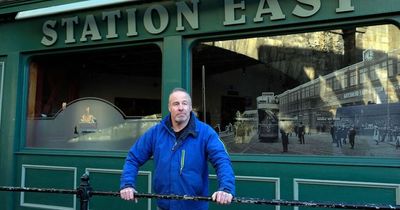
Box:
[192,24,400,157]
[26,44,162,150]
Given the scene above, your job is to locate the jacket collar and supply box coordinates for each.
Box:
[164,112,198,139]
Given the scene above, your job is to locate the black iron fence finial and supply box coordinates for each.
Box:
[77,173,92,210]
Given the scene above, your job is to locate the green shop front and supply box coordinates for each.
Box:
[0,0,399,209]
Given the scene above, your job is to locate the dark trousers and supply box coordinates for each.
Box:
[282,138,288,152]
[299,134,305,144]
[349,137,355,149]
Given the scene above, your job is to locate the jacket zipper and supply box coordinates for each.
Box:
[180,150,185,175]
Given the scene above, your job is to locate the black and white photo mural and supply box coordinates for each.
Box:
[192,24,400,157]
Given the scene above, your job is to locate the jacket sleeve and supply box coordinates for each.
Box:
[206,128,236,196]
[120,127,155,189]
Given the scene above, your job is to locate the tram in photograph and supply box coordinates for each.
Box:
[257,92,279,141]
[1,0,400,210]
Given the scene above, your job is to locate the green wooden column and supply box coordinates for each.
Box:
[0,53,20,210]
[162,35,191,116]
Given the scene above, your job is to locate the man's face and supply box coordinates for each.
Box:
[168,91,192,125]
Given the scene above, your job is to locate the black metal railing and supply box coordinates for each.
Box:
[0,173,399,210]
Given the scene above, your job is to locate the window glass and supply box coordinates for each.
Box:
[334,77,341,90]
[26,45,162,150]
[343,74,348,89]
[192,24,400,157]
[360,68,367,83]
[350,71,357,86]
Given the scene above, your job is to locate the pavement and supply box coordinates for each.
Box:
[221,132,400,157]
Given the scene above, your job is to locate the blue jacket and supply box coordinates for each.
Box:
[120,112,235,210]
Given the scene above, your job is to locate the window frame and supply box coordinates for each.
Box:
[22,42,163,151]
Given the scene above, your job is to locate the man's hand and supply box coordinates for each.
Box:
[212,191,233,204]
[120,187,138,202]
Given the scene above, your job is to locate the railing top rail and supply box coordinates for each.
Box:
[0,186,399,210]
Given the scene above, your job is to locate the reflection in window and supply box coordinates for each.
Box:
[26,45,162,150]
[192,24,400,157]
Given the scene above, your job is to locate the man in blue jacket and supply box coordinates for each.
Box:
[120,88,235,210]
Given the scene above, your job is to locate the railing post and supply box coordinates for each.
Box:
[77,173,92,210]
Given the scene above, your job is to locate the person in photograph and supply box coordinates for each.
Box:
[348,126,357,149]
[336,126,344,148]
[280,128,289,152]
[298,122,305,144]
[373,125,380,145]
[330,123,336,143]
